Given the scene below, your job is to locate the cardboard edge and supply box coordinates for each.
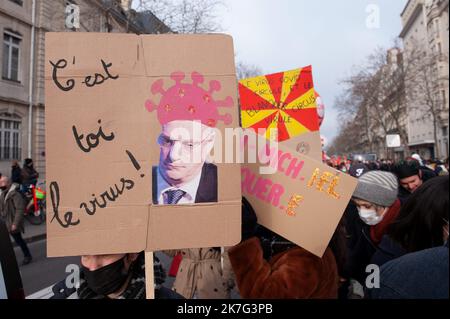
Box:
[146,200,241,251]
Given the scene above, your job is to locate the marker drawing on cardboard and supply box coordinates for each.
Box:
[45,33,242,257]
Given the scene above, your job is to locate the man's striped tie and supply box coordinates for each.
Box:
[165,189,186,204]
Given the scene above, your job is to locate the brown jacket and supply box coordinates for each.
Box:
[20,166,39,186]
[164,247,235,299]
[0,184,26,234]
[228,237,339,299]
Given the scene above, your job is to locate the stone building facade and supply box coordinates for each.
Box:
[0,0,169,178]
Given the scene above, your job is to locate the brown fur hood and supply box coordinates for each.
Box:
[228,237,339,299]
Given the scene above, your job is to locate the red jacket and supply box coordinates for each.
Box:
[370,199,402,245]
[228,237,339,299]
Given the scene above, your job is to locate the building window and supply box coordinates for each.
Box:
[8,0,23,5]
[2,32,21,82]
[443,126,448,137]
[0,114,21,160]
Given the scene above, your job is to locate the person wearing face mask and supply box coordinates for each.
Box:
[79,253,141,299]
[370,175,449,270]
[0,176,32,266]
[339,163,369,298]
[51,252,184,299]
[344,171,401,289]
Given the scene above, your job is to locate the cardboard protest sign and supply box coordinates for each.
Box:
[239,67,322,161]
[241,130,357,257]
[45,33,241,257]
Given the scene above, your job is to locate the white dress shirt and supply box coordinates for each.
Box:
[156,166,202,205]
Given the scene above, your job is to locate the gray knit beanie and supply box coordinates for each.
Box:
[352,171,398,207]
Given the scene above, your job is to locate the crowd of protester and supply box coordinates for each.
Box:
[324,153,449,299]
[45,152,448,300]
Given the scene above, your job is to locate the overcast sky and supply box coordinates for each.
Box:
[218,0,408,144]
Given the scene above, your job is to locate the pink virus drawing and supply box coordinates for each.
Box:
[145,71,234,127]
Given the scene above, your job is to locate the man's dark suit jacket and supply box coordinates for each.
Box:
[152,163,217,204]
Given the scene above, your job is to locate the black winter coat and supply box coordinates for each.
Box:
[343,202,377,284]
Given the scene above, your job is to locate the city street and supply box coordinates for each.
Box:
[13,239,79,297]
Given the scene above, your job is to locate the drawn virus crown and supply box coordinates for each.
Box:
[145,71,233,127]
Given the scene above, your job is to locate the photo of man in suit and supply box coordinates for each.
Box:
[145,71,234,205]
[152,120,217,205]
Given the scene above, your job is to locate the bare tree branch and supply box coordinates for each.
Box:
[235,62,263,80]
[134,0,226,33]
[331,45,409,157]
[403,38,449,158]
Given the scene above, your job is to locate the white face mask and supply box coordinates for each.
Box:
[358,207,385,225]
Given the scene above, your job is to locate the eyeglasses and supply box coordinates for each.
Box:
[157,134,211,151]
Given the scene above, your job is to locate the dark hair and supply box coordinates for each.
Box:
[24,158,33,166]
[393,159,420,179]
[388,175,449,252]
[348,163,369,178]
[328,217,347,278]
